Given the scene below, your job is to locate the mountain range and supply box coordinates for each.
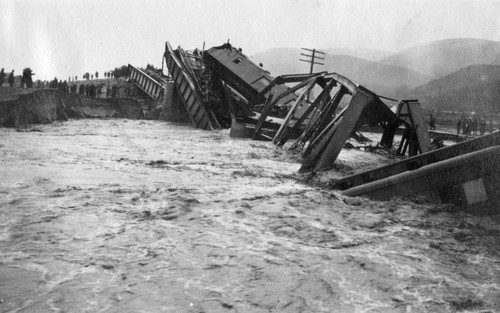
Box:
[405,64,500,113]
[251,38,500,113]
[379,38,500,78]
[251,48,431,97]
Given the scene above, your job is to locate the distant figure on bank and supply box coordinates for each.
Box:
[456,119,461,136]
[479,119,486,135]
[429,114,436,130]
[0,68,5,86]
[489,121,494,133]
[8,70,15,87]
[464,117,469,135]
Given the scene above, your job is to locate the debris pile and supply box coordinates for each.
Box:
[130,42,431,173]
[128,41,500,214]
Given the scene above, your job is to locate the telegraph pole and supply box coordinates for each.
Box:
[300,47,325,74]
[300,47,325,100]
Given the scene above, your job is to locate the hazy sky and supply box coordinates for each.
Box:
[1,0,500,80]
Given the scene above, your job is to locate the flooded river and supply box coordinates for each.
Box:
[1,119,499,312]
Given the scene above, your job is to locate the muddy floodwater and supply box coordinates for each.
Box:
[1,119,499,313]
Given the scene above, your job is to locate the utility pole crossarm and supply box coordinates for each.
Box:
[300,53,325,60]
[300,59,324,65]
[301,48,326,54]
[300,47,326,100]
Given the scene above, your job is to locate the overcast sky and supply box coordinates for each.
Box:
[1,0,500,80]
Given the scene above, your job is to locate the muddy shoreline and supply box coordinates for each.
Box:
[1,119,499,312]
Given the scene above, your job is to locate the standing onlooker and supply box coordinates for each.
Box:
[429,114,436,130]
[479,119,486,135]
[8,70,15,87]
[0,68,5,86]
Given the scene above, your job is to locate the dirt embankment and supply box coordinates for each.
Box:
[0,89,70,128]
[0,89,149,128]
[72,96,145,120]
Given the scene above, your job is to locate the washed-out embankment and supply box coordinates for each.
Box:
[0,89,159,128]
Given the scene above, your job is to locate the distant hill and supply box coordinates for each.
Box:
[251,48,431,97]
[402,64,500,113]
[323,48,392,62]
[380,38,500,78]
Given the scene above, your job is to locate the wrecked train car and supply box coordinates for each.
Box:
[203,43,296,110]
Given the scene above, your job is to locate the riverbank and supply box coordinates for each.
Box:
[0,88,156,128]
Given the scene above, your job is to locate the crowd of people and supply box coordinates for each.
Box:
[26,80,119,99]
[65,83,118,98]
[456,115,494,136]
[0,66,126,99]
[0,68,120,99]
[430,113,497,137]
[0,68,23,87]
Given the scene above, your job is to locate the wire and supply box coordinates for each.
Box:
[376,94,400,102]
